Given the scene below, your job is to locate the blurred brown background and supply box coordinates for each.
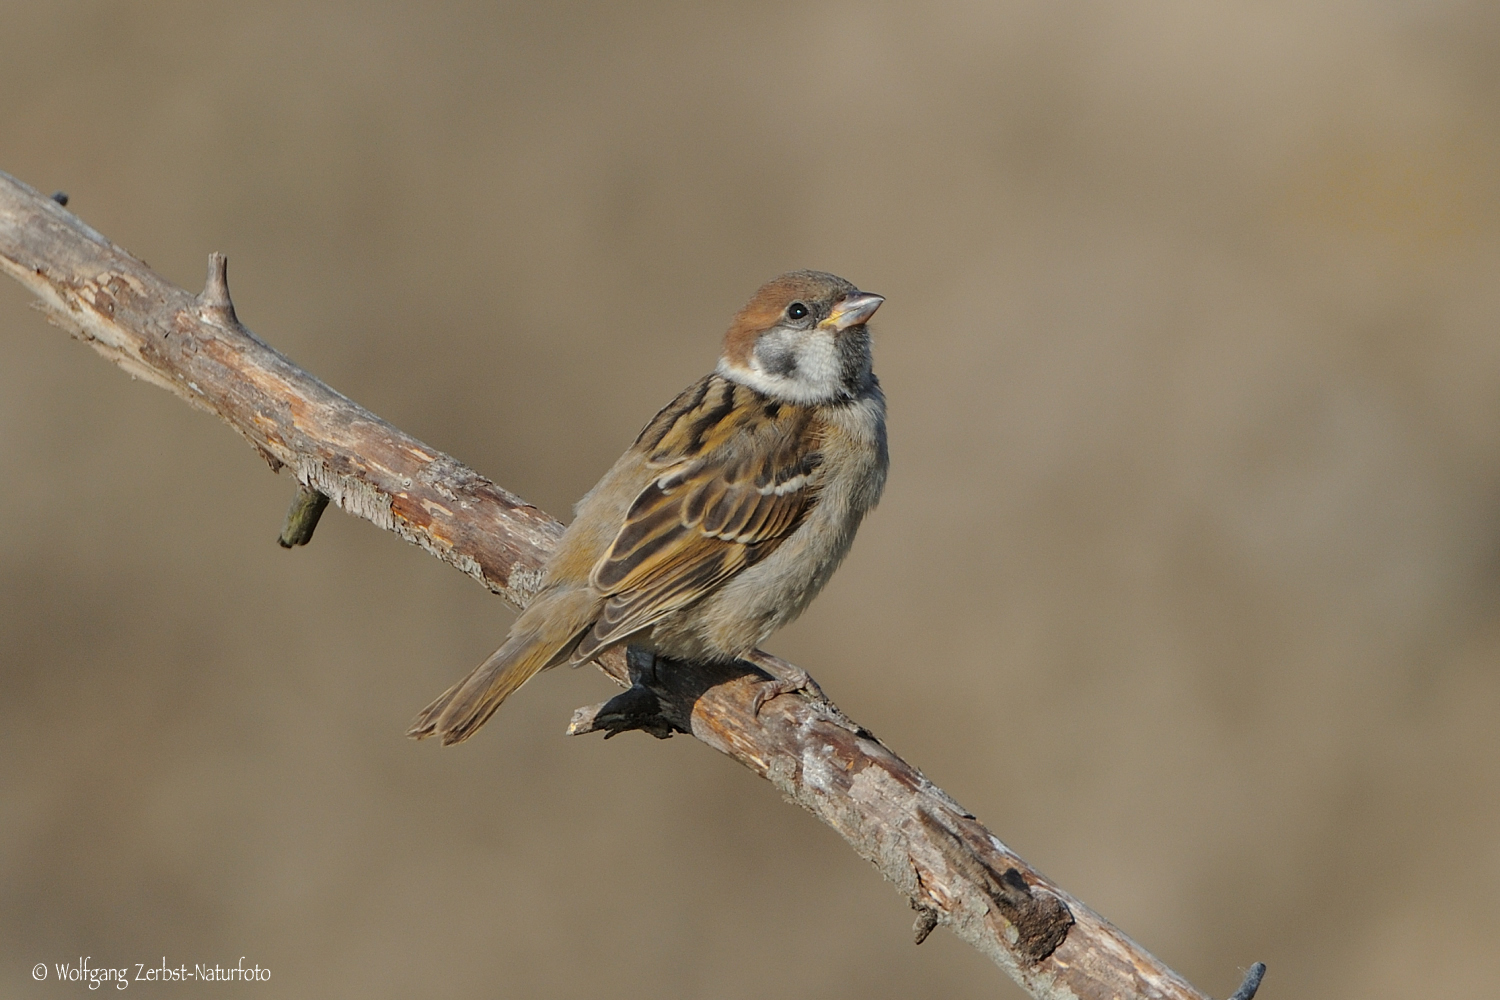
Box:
[3,2,1499,997]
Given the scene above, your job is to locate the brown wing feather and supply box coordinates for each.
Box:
[571,381,823,662]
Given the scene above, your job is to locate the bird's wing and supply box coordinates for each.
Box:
[571,381,823,661]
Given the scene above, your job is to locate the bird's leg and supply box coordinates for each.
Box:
[745,649,828,715]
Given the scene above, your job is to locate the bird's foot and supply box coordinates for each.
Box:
[745,649,829,715]
[744,650,867,735]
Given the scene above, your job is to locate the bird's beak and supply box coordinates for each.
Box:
[822,292,885,331]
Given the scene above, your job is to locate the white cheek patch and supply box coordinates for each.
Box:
[789,329,840,389]
[718,328,842,404]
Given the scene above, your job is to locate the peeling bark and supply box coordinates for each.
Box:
[0,169,1262,1000]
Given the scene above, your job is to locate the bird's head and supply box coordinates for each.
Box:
[717,270,883,404]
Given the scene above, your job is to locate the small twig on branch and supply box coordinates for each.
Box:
[277,485,331,548]
[912,902,941,945]
[0,169,1264,1000]
[1227,963,1266,1000]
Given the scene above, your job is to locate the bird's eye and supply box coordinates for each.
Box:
[787,302,809,320]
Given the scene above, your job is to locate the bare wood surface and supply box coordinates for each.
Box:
[0,169,1262,1000]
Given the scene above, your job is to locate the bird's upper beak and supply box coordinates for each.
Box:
[822,292,885,331]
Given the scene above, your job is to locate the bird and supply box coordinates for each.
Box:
[408,270,888,745]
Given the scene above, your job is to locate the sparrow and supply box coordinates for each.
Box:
[409,270,887,745]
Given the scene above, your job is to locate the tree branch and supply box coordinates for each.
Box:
[0,169,1263,1000]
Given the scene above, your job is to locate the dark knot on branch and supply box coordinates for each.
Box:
[916,810,1074,963]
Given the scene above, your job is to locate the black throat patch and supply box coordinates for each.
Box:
[759,345,798,379]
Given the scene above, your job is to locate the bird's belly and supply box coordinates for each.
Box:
[646,525,851,662]
[647,441,883,662]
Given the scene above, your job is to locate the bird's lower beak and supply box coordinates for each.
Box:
[823,292,884,331]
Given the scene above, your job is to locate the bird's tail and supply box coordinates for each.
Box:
[407,626,582,745]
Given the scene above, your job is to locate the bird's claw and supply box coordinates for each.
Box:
[752,675,808,715]
[746,651,827,716]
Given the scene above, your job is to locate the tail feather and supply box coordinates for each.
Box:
[407,628,583,745]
